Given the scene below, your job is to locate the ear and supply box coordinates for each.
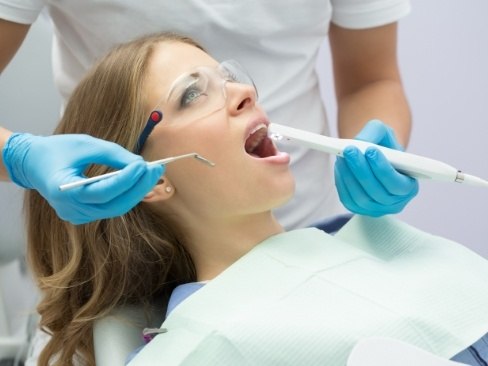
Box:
[143,176,175,203]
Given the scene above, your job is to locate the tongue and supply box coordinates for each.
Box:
[248,136,276,158]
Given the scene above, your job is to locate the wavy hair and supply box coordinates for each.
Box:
[24,33,203,366]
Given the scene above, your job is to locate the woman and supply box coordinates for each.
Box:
[25,33,488,366]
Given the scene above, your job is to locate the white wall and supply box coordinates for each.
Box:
[318,0,488,257]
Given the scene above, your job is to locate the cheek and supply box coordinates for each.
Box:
[156,124,228,158]
[151,127,237,190]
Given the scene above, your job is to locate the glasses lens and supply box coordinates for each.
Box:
[158,67,221,125]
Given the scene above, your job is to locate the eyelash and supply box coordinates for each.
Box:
[180,87,203,108]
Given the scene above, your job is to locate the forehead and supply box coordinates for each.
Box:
[145,41,218,108]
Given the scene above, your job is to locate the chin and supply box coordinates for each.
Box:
[269,178,296,209]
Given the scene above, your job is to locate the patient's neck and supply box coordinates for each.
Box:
[184,212,283,281]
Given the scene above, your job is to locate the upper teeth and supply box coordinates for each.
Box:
[249,123,267,136]
[245,123,268,153]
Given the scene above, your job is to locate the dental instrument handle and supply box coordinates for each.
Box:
[269,123,488,188]
[59,153,214,191]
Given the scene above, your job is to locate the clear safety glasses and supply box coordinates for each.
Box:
[134,60,258,153]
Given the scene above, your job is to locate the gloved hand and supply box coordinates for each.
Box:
[334,120,419,217]
[3,133,164,224]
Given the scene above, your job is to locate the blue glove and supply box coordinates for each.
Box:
[3,133,164,224]
[334,120,419,217]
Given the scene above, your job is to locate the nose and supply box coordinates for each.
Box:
[225,82,257,115]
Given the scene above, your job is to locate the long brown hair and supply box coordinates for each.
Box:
[24,33,203,366]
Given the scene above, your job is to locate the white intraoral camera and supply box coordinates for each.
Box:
[269,123,488,188]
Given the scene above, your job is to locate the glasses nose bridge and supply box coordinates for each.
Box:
[213,62,258,106]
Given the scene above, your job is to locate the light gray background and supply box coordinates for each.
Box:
[0,0,487,340]
[399,1,487,255]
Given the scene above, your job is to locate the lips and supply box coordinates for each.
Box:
[244,123,277,158]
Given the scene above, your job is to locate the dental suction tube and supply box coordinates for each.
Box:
[269,123,488,188]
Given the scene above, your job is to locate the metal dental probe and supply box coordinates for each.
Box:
[59,153,215,191]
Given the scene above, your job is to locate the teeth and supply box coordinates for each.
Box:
[245,124,268,154]
[249,123,267,136]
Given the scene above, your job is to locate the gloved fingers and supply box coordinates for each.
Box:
[71,161,163,204]
[23,135,145,192]
[334,120,417,217]
[57,164,164,225]
[54,204,103,225]
[334,160,368,216]
[365,147,419,197]
[355,120,404,151]
[335,160,382,216]
[334,160,408,217]
[97,163,165,214]
[341,146,407,206]
[64,135,144,168]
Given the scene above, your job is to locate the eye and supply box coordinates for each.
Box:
[180,86,204,108]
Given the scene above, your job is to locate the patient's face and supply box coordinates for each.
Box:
[142,41,294,220]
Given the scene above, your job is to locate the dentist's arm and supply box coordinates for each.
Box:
[329,22,411,145]
[0,18,30,74]
[0,18,29,180]
[329,22,418,216]
[0,127,14,181]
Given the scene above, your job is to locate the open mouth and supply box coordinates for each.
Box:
[244,123,277,158]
